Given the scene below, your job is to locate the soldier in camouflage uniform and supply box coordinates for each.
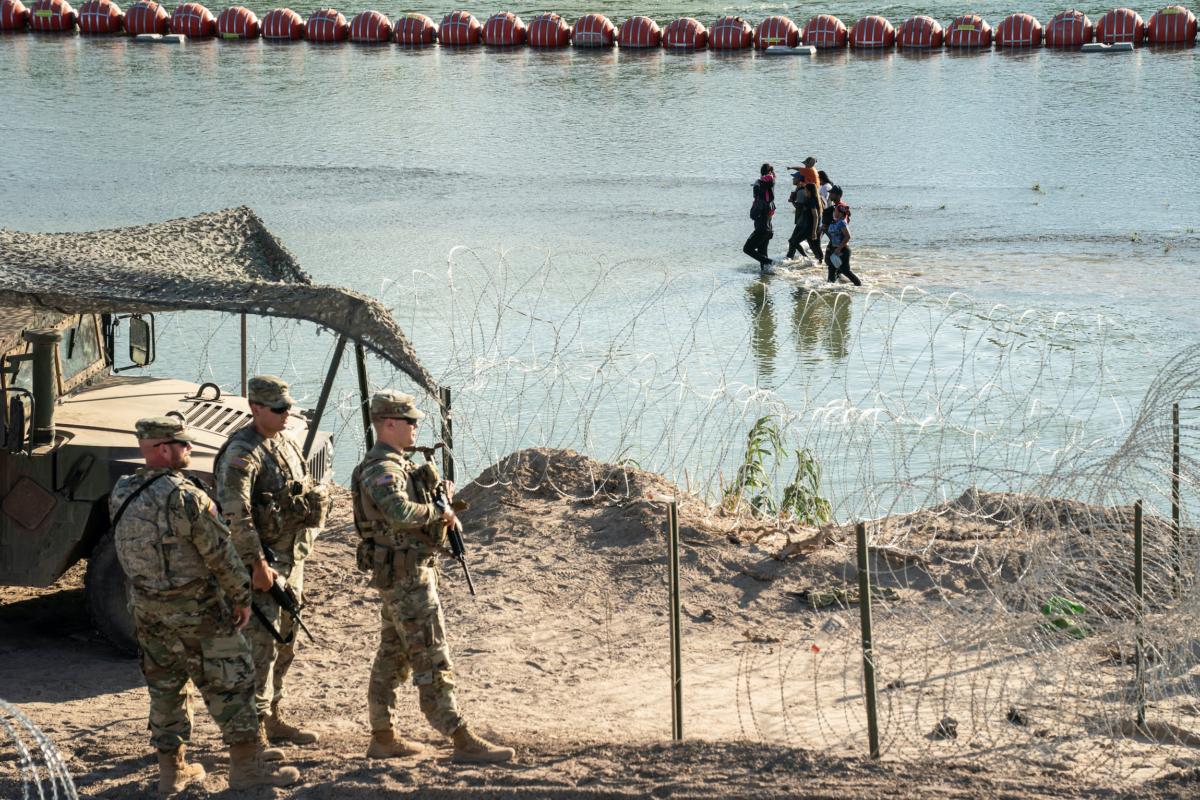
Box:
[352,390,514,763]
[110,417,299,793]
[214,375,327,747]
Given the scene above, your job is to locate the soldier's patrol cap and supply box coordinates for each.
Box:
[135,416,196,444]
[248,375,296,410]
[370,390,425,421]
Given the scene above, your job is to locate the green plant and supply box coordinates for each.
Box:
[723,416,831,525]
[780,448,832,525]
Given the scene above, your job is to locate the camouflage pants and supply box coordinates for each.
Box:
[368,561,464,736]
[245,558,305,717]
[132,596,258,751]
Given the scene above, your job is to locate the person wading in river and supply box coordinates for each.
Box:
[786,180,824,263]
[743,163,776,270]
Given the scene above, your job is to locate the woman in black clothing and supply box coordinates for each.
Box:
[742,163,776,269]
[786,181,824,262]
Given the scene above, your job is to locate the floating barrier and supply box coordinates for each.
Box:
[1147,4,1196,42]
[79,0,121,33]
[1082,40,1134,50]
[439,9,479,45]
[171,2,214,37]
[216,5,256,38]
[755,15,799,48]
[1,0,30,30]
[349,9,388,43]
[29,0,75,31]
[529,12,569,47]
[571,12,612,47]
[945,14,992,47]
[5,7,1197,51]
[306,8,347,42]
[261,6,301,39]
[849,14,894,48]
[618,14,659,48]
[709,15,752,50]
[897,15,943,48]
[805,14,847,48]
[995,12,1042,46]
[662,16,705,49]
[1096,7,1145,42]
[124,0,165,34]
[481,11,523,46]
[1045,9,1092,47]
[392,11,434,45]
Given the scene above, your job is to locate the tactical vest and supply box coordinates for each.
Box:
[351,453,441,549]
[110,471,210,596]
[215,427,317,544]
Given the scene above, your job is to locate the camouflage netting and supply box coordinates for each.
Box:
[0,206,437,397]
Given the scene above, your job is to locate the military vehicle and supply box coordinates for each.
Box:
[0,208,440,654]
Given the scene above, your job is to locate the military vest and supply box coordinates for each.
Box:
[351,448,441,551]
[215,426,313,544]
[110,469,210,595]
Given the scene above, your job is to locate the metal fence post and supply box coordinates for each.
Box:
[1134,499,1146,728]
[660,497,683,740]
[1173,403,1181,597]
[856,521,881,758]
[354,342,373,450]
[440,386,454,483]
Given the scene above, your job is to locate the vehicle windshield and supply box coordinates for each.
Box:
[59,316,102,384]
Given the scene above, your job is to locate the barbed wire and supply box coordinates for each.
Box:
[0,698,78,800]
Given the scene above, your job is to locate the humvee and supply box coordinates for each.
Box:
[0,208,441,654]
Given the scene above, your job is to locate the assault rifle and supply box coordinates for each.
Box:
[432,485,476,596]
[252,545,317,644]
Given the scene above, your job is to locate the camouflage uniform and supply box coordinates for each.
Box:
[110,418,257,752]
[214,375,325,722]
[352,394,464,737]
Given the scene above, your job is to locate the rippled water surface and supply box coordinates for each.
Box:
[2,3,1198,489]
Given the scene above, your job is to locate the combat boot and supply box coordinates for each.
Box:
[366,727,426,758]
[256,723,285,761]
[265,703,319,745]
[157,744,205,795]
[450,724,514,763]
[227,741,300,789]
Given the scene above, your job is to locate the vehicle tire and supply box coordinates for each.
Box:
[85,530,138,656]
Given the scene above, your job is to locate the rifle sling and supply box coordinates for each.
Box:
[110,473,170,530]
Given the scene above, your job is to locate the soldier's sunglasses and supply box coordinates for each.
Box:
[268,405,291,414]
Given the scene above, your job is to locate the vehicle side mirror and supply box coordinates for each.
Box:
[129,316,154,367]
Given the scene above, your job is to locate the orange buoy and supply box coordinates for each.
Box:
[804,14,847,48]
[171,2,214,37]
[849,15,895,48]
[571,12,612,46]
[944,14,992,47]
[1147,5,1196,44]
[709,15,752,49]
[261,7,300,38]
[306,8,346,42]
[392,11,434,45]
[754,15,799,48]
[618,15,659,48]
[1095,7,1144,43]
[482,11,524,45]
[662,16,706,49]
[439,9,480,45]
[896,15,943,47]
[123,0,164,33]
[216,5,257,38]
[1044,9,1092,47]
[349,9,389,42]
[1,0,30,30]
[995,12,1042,47]
[29,0,75,30]
[78,0,120,32]
[529,12,569,47]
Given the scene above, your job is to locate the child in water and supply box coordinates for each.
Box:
[825,204,862,286]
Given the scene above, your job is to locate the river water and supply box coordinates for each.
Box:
[2,4,1198,513]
